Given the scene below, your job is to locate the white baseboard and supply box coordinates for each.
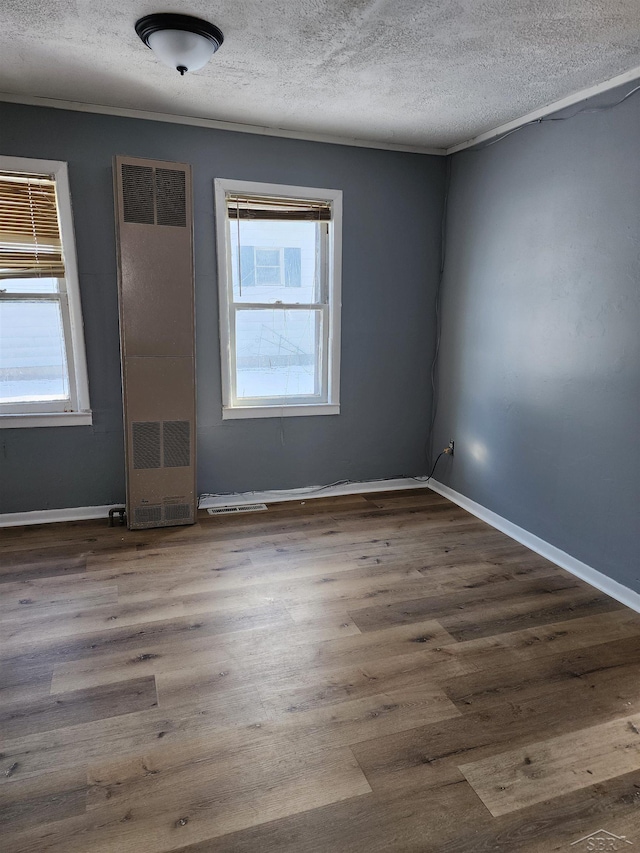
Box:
[3,478,637,618]
[426,479,640,615]
[0,478,425,528]
[0,504,122,528]
[197,477,429,509]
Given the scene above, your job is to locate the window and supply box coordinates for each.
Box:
[0,157,90,428]
[255,247,284,286]
[214,179,341,419]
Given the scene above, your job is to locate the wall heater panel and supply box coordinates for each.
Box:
[118,225,194,357]
[114,155,196,530]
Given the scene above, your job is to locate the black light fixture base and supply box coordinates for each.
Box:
[135,13,224,51]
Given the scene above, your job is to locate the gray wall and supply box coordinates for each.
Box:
[0,102,445,513]
[434,83,640,588]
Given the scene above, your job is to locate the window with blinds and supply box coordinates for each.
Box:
[0,172,65,280]
[215,179,342,418]
[226,194,332,222]
[0,157,91,425]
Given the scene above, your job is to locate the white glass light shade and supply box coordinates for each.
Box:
[147,29,217,73]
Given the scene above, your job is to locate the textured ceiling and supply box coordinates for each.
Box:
[1,0,640,149]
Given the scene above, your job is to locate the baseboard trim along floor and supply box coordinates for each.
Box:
[426,479,640,616]
[0,478,426,528]
[0,503,123,528]
[2,476,637,615]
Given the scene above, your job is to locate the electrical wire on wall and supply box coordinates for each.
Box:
[425,448,451,482]
[475,82,640,150]
[196,456,456,508]
[198,472,441,508]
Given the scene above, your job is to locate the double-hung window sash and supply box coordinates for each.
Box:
[224,191,333,408]
[0,171,77,412]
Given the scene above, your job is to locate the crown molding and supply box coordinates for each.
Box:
[0,92,445,156]
[2,62,639,158]
[447,63,640,153]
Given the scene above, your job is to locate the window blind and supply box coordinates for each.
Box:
[226,193,331,221]
[0,171,65,279]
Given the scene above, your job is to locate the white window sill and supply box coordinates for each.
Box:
[0,411,93,429]
[222,403,340,420]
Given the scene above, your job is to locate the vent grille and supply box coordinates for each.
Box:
[164,503,192,521]
[163,421,190,468]
[156,169,187,227]
[121,164,187,227]
[132,421,161,469]
[121,164,154,224]
[207,504,268,515]
[134,505,162,524]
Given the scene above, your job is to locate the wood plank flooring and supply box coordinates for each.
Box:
[1,489,640,852]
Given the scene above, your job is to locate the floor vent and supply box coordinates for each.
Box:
[207,504,268,515]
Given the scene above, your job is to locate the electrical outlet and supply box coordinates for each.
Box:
[448,439,455,456]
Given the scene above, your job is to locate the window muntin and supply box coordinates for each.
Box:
[0,158,90,425]
[215,179,341,418]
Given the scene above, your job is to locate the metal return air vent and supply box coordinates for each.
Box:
[121,163,187,227]
[155,168,187,227]
[163,421,190,468]
[207,504,268,515]
[121,164,155,224]
[163,502,192,520]
[132,421,162,469]
[131,420,191,470]
[134,505,162,525]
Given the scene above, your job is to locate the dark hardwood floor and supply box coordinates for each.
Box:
[1,489,640,852]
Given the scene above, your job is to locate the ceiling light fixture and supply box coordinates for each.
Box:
[135,13,224,76]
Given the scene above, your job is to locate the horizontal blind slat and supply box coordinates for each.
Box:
[225,192,332,222]
[0,171,65,280]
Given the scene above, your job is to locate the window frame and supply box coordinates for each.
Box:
[0,156,91,429]
[214,178,342,420]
